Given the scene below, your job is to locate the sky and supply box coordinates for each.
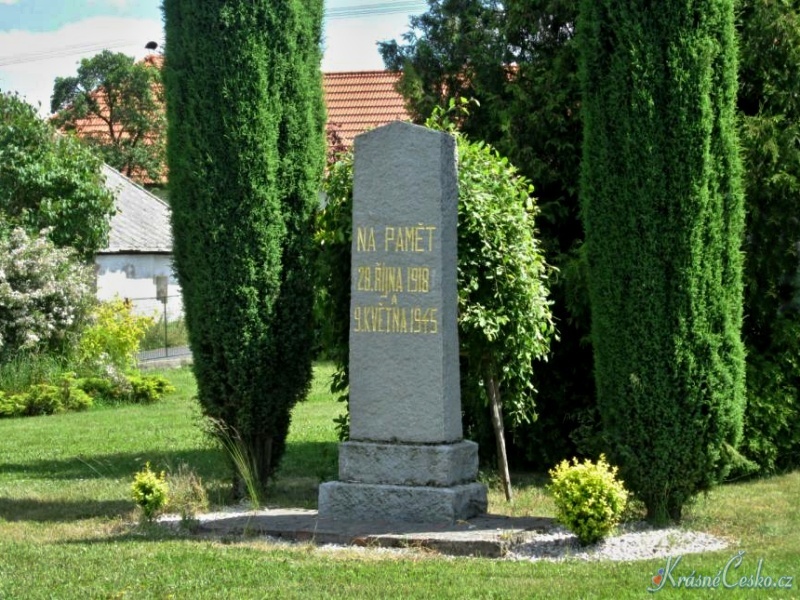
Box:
[0,0,426,115]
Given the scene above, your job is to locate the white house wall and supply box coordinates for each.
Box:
[95,253,184,321]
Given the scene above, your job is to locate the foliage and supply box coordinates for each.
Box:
[76,373,174,405]
[548,454,628,545]
[0,352,67,395]
[430,102,554,440]
[163,0,326,494]
[315,102,555,450]
[131,462,169,521]
[0,92,114,259]
[736,0,800,473]
[579,0,746,522]
[0,371,172,418]
[0,374,92,418]
[315,153,354,440]
[51,50,166,183]
[205,417,262,509]
[76,298,153,376]
[0,228,94,362]
[167,463,210,525]
[380,0,592,469]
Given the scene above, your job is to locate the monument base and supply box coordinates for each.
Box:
[318,481,487,524]
[338,440,479,487]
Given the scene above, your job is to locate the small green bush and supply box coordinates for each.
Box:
[76,376,128,404]
[548,454,629,545]
[16,377,92,417]
[19,384,63,416]
[0,391,25,417]
[131,462,169,522]
[127,374,175,404]
[77,374,174,405]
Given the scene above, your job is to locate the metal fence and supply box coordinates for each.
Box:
[128,294,192,363]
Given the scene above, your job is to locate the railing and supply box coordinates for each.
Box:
[126,294,192,364]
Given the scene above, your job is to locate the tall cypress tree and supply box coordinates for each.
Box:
[163,0,325,492]
[579,0,745,522]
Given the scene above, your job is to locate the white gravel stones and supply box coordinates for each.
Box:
[506,522,730,563]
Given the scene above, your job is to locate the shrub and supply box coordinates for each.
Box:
[0,228,94,362]
[77,373,174,405]
[127,374,174,404]
[164,0,327,496]
[0,375,93,418]
[76,298,153,376]
[0,391,24,417]
[548,454,629,545]
[131,462,169,522]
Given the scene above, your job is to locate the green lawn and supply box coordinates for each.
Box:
[0,364,798,599]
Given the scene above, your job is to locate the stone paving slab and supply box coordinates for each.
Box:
[189,509,556,558]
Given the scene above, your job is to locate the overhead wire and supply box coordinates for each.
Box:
[0,1,428,67]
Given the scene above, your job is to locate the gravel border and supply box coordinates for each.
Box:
[159,508,731,562]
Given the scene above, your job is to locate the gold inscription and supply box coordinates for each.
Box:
[356,226,376,252]
[384,225,436,252]
[352,222,439,335]
[353,305,438,334]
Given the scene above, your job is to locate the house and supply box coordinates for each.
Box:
[86,70,411,318]
[96,163,182,320]
[65,61,412,184]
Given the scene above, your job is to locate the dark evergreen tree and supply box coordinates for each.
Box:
[579,0,746,521]
[737,0,800,472]
[163,0,325,493]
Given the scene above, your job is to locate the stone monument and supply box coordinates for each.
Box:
[317,121,488,523]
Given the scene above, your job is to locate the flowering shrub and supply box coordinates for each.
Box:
[548,454,629,545]
[0,228,93,362]
[76,298,153,375]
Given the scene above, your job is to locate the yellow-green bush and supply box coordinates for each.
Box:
[0,375,93,418]
[548,454,628,545]
[77,298,153,375]
[131,462,169,522]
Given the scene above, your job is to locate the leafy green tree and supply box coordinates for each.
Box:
[163,0,326,494]
[579,0,746,522]
[737,0,800,472]
[316,102,555,500]
[0,92,114,259]
[381,0,592,469]
[51,50,166,183]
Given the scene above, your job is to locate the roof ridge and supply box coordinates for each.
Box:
[102,163,169,209]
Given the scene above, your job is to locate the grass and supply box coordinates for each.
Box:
[0,352,69,394]
[1,364,798,599]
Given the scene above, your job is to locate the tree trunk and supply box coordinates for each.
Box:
[483,361,513,502]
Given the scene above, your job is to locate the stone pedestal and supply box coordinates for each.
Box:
[317,122,487,524]
[319,440,487,523]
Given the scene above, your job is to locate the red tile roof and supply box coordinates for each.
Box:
[61,58,411,183]
[324,70,410,147]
